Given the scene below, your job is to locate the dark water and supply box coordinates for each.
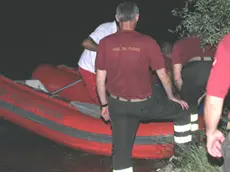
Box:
[0,119,167,172]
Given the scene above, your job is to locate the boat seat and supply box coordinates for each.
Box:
[15,79,49,93]
[15,79,101,119]
[69,101,101,119]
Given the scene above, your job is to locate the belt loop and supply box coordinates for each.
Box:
[201,56,204,61]
[116,96,119,100]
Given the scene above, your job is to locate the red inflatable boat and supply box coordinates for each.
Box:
[0,64,204,159]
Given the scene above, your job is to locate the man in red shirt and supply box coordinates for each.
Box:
[96,2,195,172]
[172,34,215,145]
[205,33,230,172]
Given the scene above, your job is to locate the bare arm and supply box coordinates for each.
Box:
[204,96,224,136]
[82,37,98,52]
[173,63,183,92]
[96,69,107,105]
[156,68,174,99]
[167,70,178,96]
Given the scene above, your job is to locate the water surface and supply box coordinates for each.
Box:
[0,119,167,172]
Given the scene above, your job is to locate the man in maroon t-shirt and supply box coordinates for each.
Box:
[96,2,195,172]
[205,33,230,172]
[172,34,215,145]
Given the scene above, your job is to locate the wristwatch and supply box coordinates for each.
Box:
[100,103,108,109]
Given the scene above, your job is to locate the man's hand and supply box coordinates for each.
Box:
[169,97,189,110]
[156,68,188,110]
[101,106,110,121]
[206,130,225,158]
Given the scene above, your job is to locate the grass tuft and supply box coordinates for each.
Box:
[172,143,222,172]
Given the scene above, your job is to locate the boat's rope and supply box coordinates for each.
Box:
[49,79,82,97]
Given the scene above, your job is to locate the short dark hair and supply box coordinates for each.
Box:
[116,1,139,22]
[161,42,173,55]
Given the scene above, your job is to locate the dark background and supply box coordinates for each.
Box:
[0,0,185,79]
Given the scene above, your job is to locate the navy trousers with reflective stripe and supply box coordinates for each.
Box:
[108,85,191,170]
[181,61,212,133]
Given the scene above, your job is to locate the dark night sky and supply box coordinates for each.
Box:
[0,0,184,79]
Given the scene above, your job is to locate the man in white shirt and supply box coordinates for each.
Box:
[78,21,118,104]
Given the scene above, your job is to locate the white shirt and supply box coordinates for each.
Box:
[78,21,117,73]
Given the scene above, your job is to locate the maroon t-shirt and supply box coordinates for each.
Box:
[172,37,215,65]
[96,30,165,99]
[206,34,230,98]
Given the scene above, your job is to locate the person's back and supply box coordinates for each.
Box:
[100,30,162,99]
[172,36,214,65]
[172,35,215,93]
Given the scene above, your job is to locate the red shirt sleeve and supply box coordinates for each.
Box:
[206,34,230,98]
[95,39,107,70]
[146,38,165,70]
[172,42,183,65]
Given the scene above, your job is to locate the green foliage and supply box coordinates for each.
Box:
[171,0,230,47]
